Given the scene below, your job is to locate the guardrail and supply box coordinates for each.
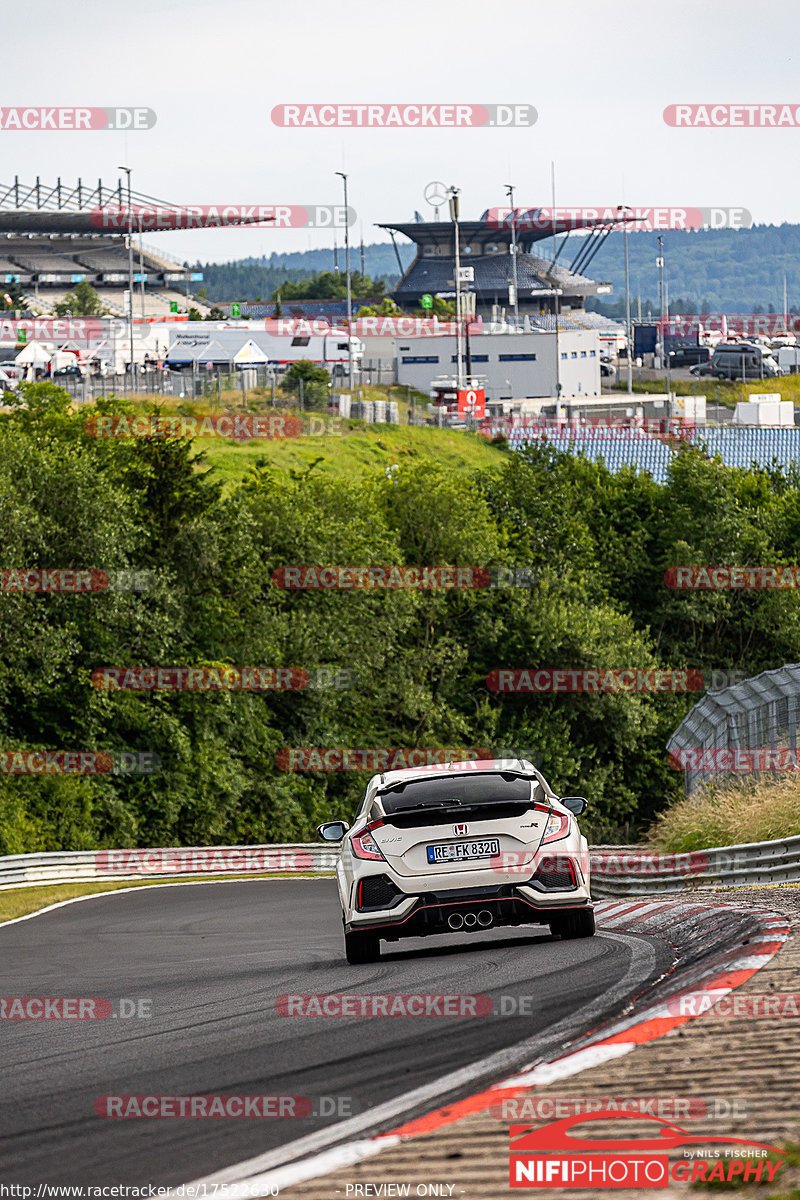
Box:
[0,837,796,893]
[0,844,338,891]
[589,837,800,895]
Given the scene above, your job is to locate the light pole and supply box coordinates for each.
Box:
[505,183,519,326]
[118,166,134,378]
[657,234,665,382]
[449,187,463,387]
[335,172,354,391]
[618,205,633,394]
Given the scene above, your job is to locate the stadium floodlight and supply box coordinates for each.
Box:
[449,187,463,388]
[505,184,519,326]
[334,172,354,391]
[118,166,134,378]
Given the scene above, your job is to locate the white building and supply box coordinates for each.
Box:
[395,328,601,402]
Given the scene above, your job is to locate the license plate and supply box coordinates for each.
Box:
[426,838,500,864]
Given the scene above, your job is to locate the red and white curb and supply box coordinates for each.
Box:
[165,898,790,1197]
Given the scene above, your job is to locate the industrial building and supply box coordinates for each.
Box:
[397,326,602,402]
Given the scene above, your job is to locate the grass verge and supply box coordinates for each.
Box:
[648,775,800,851]
[0,873,333,924]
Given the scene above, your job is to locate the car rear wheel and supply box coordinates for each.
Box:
[551,909,595,939]
[345,930,381,964]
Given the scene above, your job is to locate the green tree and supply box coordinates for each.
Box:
[281,360,330,410]
[52,281,106,317]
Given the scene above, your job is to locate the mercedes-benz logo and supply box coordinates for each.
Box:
[424,181,450,209]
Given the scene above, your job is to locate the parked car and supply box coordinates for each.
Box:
[52,364,86,380]
[710,343,781,380]
[689,360,714,377]
[600,362,616,378]
[668,346,711,368]
[318,757,594,964]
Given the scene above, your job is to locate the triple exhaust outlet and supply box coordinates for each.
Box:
[448,910,493,930]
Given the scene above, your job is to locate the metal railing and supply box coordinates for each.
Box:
[590,836,800,895]
[1,836,797,894]
[0,844,337,891]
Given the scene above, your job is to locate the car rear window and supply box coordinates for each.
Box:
[379,773,533,814]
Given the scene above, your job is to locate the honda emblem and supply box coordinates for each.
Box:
[453,823,468,836]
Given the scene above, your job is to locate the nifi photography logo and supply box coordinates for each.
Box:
[508,1111,784,1188]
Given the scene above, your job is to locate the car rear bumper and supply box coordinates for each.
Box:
[344,881,592,938]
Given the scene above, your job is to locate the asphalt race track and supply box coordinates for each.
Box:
[0,880,672,1187]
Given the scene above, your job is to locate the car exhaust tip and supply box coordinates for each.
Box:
[448,913,464,930]
[463,911,478,928]
[477,910,494,927]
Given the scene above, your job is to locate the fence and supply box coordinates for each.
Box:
[1,837,796,894]
[667,663,800,797]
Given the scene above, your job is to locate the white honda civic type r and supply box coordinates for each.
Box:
[317,758,594,964]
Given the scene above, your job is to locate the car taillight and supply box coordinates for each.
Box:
[351,827,386,861]
[541,811,570,844]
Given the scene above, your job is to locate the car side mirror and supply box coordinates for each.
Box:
[317,821,349,842]
[560,796,588,816]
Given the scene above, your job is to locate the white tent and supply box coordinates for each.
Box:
[232,339,269,366]
[15,341,52,365]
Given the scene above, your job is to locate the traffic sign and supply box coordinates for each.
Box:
[17,328,27,343]
[231,303,241,318]
[169,301,178,313]
[421,294,433,309]
[457,387,486,418]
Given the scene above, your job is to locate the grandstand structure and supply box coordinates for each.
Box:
[378,211,620,317]
[0,177,212,320]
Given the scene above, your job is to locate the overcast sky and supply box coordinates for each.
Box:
[4,0,798,263]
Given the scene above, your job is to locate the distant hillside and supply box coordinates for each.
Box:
[194,224,800,313]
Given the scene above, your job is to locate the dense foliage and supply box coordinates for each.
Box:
[3,385,800,853]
